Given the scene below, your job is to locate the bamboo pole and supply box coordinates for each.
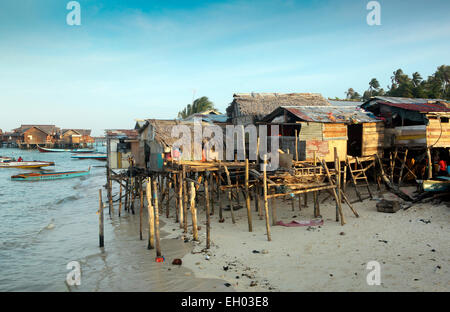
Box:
[334,147,341,222]
[178,173,184,226]
[98,189,104,247]
[153,179,162,257]
[321,159,346,225]
[295,129,298,162]
[204,177,211,249]
[271,189,277,226]
[245,159,252,232]
[190,182,199,241]
[108,176,113,216]
[146,178,155,250]
[263,155,272,241]
[298,194,302,211]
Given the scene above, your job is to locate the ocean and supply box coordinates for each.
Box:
[0,146,228,292]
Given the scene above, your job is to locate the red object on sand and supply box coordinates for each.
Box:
[275,219,323,227]
[155,256,165,263]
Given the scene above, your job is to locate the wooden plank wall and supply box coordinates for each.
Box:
[427,118,450,148]
[362,122,385,156]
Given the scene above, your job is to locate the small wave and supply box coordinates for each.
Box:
[55,195,80,205]
[38,218,56,234]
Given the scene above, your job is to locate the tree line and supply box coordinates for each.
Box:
[345,65,450,101]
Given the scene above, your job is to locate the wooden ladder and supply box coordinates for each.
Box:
[389,148,414,186]
[346,156,373,202]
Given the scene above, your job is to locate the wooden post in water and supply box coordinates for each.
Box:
[118,184,122,217]
[245,159,252,232]
[263,155,272,241]
[139,181,143,240]
[153,179,162,257]
[190,182,199,241]
[174,173,179,223]
[98,189,104,247]
[108,175,113,216]
[204,178,211,249]
[146,178,155,250]
[124,178,129,212]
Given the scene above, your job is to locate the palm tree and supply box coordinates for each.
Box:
[178,96,216,119]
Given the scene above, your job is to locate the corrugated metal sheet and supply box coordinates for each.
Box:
[377,101,450,113]
[283,106,380,123]
[373,96,447,104]
[328,100,364,107]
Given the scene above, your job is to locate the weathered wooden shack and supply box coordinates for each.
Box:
[106,129,139,169]
[226,93,331,125]
[61,129,94,146]
[262,106,384,162]
[361,96,450,149]
[19,125,59,146]
[138,119,225,171]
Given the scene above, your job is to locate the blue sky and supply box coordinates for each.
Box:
[1,0,449,136]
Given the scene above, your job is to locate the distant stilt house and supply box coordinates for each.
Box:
[14,125,60,147]
[105,129,139,169]
[61,129,94,146]
[262,106,384,162]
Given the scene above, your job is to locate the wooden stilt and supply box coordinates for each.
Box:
[98,189,104,247]
[139,181,143,240]
[223,165,236,224]
[146,178,155,250]
[118,184,122,217]
[427,148,433,179]
[245,159,252,232]
[209,173,215,215]
[178,172,184,228]
[165,175,171,218]
[321,159,346,225]
[182,166,188,232]
[263,155,272,241]
[153,179,162,257]
[204,178,211,249]
[190,182,199,241]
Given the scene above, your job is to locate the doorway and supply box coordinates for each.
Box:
[347,124,363,157]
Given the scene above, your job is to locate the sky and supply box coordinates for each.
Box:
[0,0,449,136]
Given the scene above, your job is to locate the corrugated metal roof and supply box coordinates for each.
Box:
[328,100,364,107]
[377,101,450,113]
[282,106,380,123]
[373,96,447,104]
[183,113,228,123]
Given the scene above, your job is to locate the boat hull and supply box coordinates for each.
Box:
[71,154,107,161]
[0,161,55,169]
[11,169,90,181]
[37,145,73,153]
[422,178,450,192]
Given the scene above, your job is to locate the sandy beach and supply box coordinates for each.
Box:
[160,185,450,292]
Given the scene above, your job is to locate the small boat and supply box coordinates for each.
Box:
[71,148,95,153]
[71,153,107,161]
[11,167,90,181]
[37,145,73,153]
[422,176,450,192]
[0,160,55,169]
[0,156,14,162]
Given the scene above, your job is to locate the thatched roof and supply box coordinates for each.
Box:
[227,93,330,119]
[15,125,60,135]
[141,119,224,148]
